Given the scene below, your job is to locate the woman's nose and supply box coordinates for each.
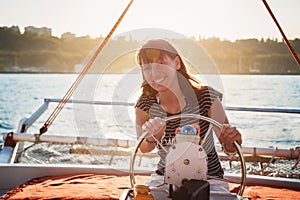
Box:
[151,63,160,75]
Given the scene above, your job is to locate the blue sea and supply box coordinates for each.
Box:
[0,73,300,149]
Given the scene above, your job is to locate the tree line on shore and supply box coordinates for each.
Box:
[0,27,299,74]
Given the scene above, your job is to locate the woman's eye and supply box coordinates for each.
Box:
[158,57,168,64]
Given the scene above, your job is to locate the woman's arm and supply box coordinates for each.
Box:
[135,107,166,153]
[208,98,242,153]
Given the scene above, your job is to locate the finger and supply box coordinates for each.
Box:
[150,122,158,133]
[235,134,242,145]
[152,117,162,129]
[144,121,155,133]
[156,119,166,133]
[221,126,234,138]
[221,125,240,142]
[227,127,238,138]
[227,132,239,143]
[145,118,163,134]
[221,124,232,134]
[227,130,242,144]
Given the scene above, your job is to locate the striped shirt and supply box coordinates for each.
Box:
[135,86,224,178]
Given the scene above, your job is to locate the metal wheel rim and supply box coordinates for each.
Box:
[129,113,246,196]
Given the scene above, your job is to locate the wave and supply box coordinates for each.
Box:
[0,120,13,130]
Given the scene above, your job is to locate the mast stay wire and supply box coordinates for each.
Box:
[39,0,134,135]
[262,0,300,68]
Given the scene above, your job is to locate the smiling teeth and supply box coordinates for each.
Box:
[156,77,165,83]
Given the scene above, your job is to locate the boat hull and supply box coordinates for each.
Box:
[1,164,299,199]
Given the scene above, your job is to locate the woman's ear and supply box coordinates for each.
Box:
[175,56,181,70]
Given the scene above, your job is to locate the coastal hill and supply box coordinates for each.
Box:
[0,26,300,74]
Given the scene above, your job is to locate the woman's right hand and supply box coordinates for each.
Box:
[143,117,166,140]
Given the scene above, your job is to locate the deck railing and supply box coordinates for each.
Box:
[1,98,300,167]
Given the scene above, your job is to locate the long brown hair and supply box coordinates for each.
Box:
[137,39,203,96]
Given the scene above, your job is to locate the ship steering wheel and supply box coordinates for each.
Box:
[130,114,246,196]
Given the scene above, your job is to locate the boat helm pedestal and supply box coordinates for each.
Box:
[125,114,246,200]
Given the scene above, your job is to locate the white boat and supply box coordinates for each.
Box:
[1,98,299,199]
[1,0,300,199]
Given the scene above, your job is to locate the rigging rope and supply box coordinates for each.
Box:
[262,0,300,68]
[39,0,134,135]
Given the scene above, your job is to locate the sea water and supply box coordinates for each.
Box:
[0,74,300,149]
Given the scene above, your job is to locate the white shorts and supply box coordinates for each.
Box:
[145,173,230,193]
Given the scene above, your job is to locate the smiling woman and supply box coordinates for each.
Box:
[1,1,300,199]
[134,39,243,195]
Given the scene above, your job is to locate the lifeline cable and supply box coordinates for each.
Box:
[39,0,134,135]
[262,0,300,68]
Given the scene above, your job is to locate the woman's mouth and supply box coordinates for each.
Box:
[155,77,166,84]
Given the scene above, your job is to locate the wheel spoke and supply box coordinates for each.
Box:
[207,175,242,184]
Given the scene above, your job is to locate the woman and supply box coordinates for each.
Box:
[135,39,242,192]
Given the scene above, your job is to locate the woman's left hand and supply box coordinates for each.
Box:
[219,124,242,153]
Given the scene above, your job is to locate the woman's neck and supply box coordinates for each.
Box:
[157,90,186,114]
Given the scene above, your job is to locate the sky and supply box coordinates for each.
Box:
[1,0,300,41]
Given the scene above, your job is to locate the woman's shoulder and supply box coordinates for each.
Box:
[194,85,217,94]
[135,94,157,109]
[194,85,223,100]
[136,94,156,102]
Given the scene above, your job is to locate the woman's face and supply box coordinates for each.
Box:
[141,50,180,92]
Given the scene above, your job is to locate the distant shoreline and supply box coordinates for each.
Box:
[1,29,300,75]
